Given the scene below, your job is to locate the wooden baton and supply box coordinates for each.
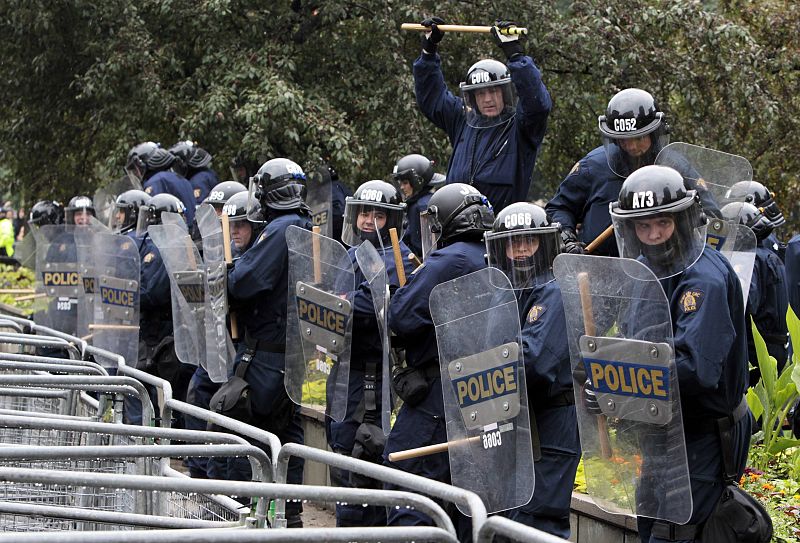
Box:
[407,253,423,269]
[388,435,481,462]
[389,228,407,287]
[400,23,528,35]
[584,225,615,255]
[312,226,322,284]
[220,212,239,340]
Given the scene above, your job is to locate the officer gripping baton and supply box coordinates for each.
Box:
[585,225,615,255]
[400,23,528,35]
[389,228,407,287]
[221,212,239,340]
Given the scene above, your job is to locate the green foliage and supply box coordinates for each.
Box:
[0,264,36,315]
[0,0,798,213]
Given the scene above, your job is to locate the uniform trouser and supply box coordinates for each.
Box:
[326,367,387,527]
[505,403,581,540]
[382,378,472,542]
[224,348,305,524]
[184,365,223,478]
[636,412,752,542]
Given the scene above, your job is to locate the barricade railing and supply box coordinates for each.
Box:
[477,516,570,543]
[0,332,82,360]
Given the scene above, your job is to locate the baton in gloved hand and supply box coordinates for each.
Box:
[401,23,528,35]
[221,212,239,340]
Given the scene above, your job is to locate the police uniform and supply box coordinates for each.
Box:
[383,240,486,538]
[143,171,196,225]
[747,244,789,375]
[507,280,579,538]
[330,181,353,245]
[189,169,219,205]
[786,234,800,316]
[761,231,785,262]
[413,52,551,212]
[226,210,311,523]
[326,240,414,527]
[401,190,433,258]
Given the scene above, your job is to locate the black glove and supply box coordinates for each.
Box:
[583,380,602,416]
[561,229,586,255]
[491,20,525,60]
[420,16,445,54]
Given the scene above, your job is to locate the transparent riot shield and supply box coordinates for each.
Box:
[34,225,79,335]
[655,142,754,219]
[195,204,235,383]
[285,225,353,423]
[706,220,757,304]
[305,164,333,238]
[12,231,36,270]
[148,224,202,367]
[354,240,393,435]
[75,223,111,339]
[94,175,142,227]
[553,254,691,524]
[429,267,534,515]
[92,232,140,369]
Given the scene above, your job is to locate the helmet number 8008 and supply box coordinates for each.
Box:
[613,118,638,132]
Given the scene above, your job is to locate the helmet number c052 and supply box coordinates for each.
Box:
[613,118,638,132]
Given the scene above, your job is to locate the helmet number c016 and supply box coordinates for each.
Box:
[613,118,638,132]
[470,71,491,85]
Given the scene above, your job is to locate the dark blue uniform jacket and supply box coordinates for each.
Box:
[143,171,196,225]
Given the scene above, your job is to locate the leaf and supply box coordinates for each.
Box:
[746,387,764,421]
[752,316,777,398]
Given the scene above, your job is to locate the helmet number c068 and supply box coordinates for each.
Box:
[613,118,638,132]
[631,191,655,209]
[504,212,532,229]
[359,189,384,202]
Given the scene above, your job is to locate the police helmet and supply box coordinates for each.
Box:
[126,142,176,182]
[459,59,518,128]
[610,165,706,278]
[598,89,670,178]
[65,195,96,225]
[725,181,784,228]
[341,180,406,247]
[136,193,186,236]
[169,140,213,174]
[204,180,247,211]
[420,183,494,257]
[485,202,561,289]
[721,202,772,241]
[111,189,151,234]
[248,158,307,217]
[392,154,435,198]
[29,200,64,227]
[222,191,258,223]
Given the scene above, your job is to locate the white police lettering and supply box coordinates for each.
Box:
[74,198,91,207]
[359,189,383,202]
[504,212,532,229]
[632,191,655,209]
[209,190,225,201]
[482,430,502,449]
[222,203,236,216]
[459,186,479,196]
[285,163,303,175]
[471,71,490,85]
[613,118,638,132]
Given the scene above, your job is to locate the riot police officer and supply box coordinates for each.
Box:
[484,202,580,539]
[126,141,196,224]
[414,18,551,212]
[547,89,672,256]
[29,200,64,228]
[65,196,96,226]
[721,202,789,376]
[110,190,152,236]
[204,181,248,215]
[384,183,493,538]
[393,153,437,258]
[328,180,412,527]
[726,180,786,260]
[223,158,311,527]
[169,141,220,205]
[609,165,751,542]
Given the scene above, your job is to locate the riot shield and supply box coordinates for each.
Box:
[305,164,333,238]
[94,175,142,227]
[429,267,534,515]
[354,240,393,435]
[284,225,353,423]
[12,232,36,270]
[91,232,140,369]
[34,225,79,335]
[195,204,235,383]
[553,254,691,524]
[75,223,111,339]
[148,224,203,367]
[706,220,757,304]
[161,211,188,232]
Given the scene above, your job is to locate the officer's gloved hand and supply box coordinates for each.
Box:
[561,229,586,255]
[491,20,525,61]
[420,16,445,54]
[583,380,603,416]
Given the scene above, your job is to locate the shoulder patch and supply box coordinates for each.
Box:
[144,186,153,194]
[58,243,67,253]
[143,252,155,264]
[679,289,704,314]
[121,241,131,251]
[527,304,546,323]
[696,177,708,190]
[256,231,268,245]
[568,161,581,176]
[194,188,201,199]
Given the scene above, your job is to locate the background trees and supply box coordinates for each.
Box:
[1,0,797,226]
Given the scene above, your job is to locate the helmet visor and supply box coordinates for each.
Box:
[110,202,137,234]
[246,179,268,223]
[341,200,405,248]
[611,206,706,279]
[485,229,561,289]
[136,205,159,237]
[460,80,518,129]
[602,124,670,178]
[419,210,442,260]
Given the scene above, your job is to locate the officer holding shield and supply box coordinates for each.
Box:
[223,158,311,528]
[609,165,751,542]
[328,180,413,527]
[383,183,493,537]
[485,202,580,539]
[414,18,551,212]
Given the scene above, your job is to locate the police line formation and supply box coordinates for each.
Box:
[8,19,786,543]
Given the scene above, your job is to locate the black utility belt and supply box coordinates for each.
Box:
[683,396,749,434]
[243,334,285,353]
[533,390,575,411]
